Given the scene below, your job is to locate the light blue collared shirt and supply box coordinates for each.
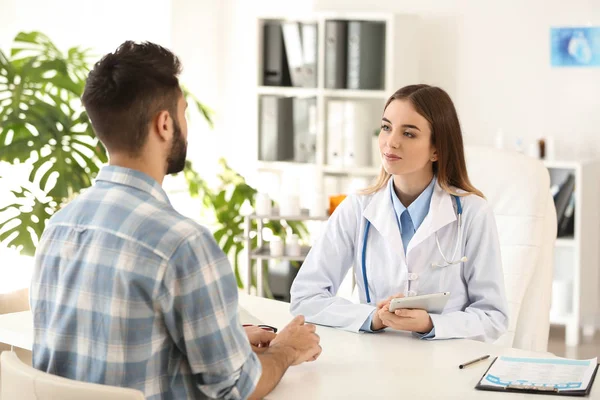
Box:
[389,176,436,253]
[361,176,436,337]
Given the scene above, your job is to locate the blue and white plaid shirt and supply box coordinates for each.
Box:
[30,166,261,399]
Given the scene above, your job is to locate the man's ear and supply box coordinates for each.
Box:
[154,110,172,142]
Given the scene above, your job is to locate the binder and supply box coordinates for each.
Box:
[262,21,292,86]
[325,20,348,89]
[347,21,386,90]
[558,192,575,237]
[282,22,305,87]
[475,357,599,397]
[343,101,378,167]
[259,96,294,161]
[293,97,317,163]
[326,100,345,166]
[301,23,318,88]
[554,174,575,228]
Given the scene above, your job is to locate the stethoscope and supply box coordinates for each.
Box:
[361,195,468,304]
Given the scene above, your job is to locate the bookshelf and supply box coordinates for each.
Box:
[545,159,600,346]
[255,12,419,202]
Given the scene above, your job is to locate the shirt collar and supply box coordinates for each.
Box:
[389,176,436,231]
[95,166,171,205]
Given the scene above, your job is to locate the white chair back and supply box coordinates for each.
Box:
[465,146,555,351]
[0,351,145,400]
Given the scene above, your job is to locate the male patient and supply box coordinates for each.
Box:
[30,41,321,399]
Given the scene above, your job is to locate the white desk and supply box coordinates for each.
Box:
[1,294,598,399]
[0,310,32,351]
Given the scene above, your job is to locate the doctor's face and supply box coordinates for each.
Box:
[378,99,437,177]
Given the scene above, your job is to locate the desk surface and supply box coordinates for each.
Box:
[1,293,597,399]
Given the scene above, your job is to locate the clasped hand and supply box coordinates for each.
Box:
[370,293,433,334]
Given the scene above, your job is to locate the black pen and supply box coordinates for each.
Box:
[459,355,490,369]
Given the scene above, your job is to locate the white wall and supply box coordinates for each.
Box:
[0,0,172,54]
[314,0,600,160]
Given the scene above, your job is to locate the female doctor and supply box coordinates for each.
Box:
[290,84,509,343]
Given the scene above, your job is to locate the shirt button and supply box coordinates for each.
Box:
[408,273,419,281]
[407,290,417,297]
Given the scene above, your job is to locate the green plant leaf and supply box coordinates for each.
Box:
[0,185,54,256]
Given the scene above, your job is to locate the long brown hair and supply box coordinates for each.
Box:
[362,84,483,198]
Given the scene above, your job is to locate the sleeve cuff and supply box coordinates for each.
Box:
[414,326,436,340]
[359,310,385,333]
[231,351,262,399]
[198,351,262,400]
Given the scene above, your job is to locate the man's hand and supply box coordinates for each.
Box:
[270,315,322,365]
[377,306,433,334]
[370,293,404,331]
[244,325,277,353]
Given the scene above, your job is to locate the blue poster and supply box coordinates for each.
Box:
[550,27,600,67]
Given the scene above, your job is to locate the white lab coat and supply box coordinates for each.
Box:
[290,180,509,342]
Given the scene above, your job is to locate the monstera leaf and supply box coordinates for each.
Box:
[0,180,55,253]
[0,32,106,255]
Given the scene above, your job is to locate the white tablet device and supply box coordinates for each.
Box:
[388,292,451,314]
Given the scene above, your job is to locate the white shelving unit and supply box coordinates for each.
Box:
[255,12,419,197]
[244,213,329,298]
[545,159,600,346]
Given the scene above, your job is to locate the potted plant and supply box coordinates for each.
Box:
[184,159,309,295]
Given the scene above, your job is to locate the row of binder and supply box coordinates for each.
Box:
[258,96,317,163]
[258,97,380,167]
[261,20,386,90]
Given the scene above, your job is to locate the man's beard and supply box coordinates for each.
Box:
[166,117,187,175]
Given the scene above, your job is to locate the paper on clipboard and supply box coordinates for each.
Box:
[480,356,598,391]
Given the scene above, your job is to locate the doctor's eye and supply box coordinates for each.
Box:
[381,125,391,132]
[404,131,415,138]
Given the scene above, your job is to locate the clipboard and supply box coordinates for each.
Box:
[475,357,600,397]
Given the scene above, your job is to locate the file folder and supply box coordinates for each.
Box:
[325,20,348,89]
[282,22,305,87]
[262,21,292,86]
[347,21,386,90]
[259,96,294,161]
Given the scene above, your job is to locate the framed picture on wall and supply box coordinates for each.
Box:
[551,27,600,67]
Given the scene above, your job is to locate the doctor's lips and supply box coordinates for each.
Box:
[383,153,402,161]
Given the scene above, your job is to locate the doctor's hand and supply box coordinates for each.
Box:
[377,307,434,334]
[270,315,322,365]
[371,293,404,331]
[244,325,277,353]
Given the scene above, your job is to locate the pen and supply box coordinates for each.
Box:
[459,355,490,369]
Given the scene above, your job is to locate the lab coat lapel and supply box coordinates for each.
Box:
[363,187,405,260]
[406,181,457,255]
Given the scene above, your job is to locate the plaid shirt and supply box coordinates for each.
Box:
[30,166,261,399]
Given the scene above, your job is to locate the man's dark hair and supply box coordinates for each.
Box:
[82,41,182,155]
